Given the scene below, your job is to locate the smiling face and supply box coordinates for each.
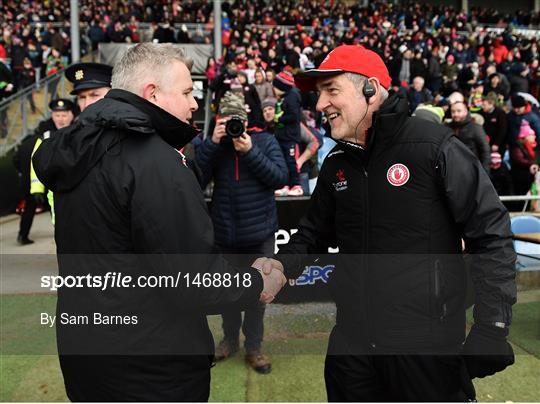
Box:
[315,73,368,143]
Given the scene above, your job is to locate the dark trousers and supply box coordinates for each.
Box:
[61,355,210,402]
[279,141,300,187]
[219,237,274,352]
[324,354,475,402]
[18,194,36,239]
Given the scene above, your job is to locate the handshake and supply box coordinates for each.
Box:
[251,258,287,304]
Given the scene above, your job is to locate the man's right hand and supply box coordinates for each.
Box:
[259,268,287,304]
[251,257,286,303]
[211,118,229,144]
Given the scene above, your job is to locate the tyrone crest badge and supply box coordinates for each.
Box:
[387,163,410,187]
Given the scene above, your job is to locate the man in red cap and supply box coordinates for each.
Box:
[261,44,516,401]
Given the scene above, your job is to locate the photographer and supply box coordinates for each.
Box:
[196,91,288,373]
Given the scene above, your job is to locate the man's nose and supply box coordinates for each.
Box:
[191,97,198,112]
[316,94,329,113]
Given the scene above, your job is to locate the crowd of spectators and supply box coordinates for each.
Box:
[1,0,539,201]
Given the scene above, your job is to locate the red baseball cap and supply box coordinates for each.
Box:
[294,45,391,92]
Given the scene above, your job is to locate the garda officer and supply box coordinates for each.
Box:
[29,63,112,226]
[14,99,75,243]
[65,62,112,112]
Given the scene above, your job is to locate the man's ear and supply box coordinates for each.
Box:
[367,77,380,105]
[142,83,157,102]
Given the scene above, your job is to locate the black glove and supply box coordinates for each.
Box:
[33,193,46,205]
[462,323,514,379]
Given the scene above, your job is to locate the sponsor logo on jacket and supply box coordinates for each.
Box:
[333,169,348,191]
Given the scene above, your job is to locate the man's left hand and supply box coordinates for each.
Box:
[232,133,252,154]
[462,324,514,378]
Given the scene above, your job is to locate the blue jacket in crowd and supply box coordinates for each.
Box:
[275,87,302,143]
[196,129,288,248]
[508,109,540,146]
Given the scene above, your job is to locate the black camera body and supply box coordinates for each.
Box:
[225,116,246,138]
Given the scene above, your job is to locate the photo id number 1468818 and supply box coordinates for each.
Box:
[183,272,252,288]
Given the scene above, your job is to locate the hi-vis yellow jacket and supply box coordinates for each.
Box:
[30,138,55,224]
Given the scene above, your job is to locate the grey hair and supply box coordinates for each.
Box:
[343,72,389,102]
[111,43,193,94]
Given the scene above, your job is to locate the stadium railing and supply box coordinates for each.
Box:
[0,69,71,156]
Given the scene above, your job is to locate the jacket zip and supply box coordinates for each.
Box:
[434,260,447,322]
[235,155,240,182]
[363,162,376,351]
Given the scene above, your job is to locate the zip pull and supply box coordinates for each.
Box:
[363,168,368,178]
[235,155,240,182]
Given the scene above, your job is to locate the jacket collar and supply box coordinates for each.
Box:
[366,93,409,151]
[105,89,200,150]
[335,93,409,163]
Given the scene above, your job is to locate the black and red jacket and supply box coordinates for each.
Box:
[278,94,516,354]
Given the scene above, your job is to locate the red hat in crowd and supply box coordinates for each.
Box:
[294,45,391,92]
[273,70,296,92]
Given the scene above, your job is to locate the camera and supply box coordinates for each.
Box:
[225,116,245,138]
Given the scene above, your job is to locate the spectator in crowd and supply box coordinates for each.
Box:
[45,47,65,100]
[468,81,484,113]
[510,120,539,195]
[205,57,219,85]
[107,20,132,43]
[13,98,75,245]
[457,62,480,94]
[236,71,264,127]
[297,113,322,195]
[508,95,540,146]
[272,70,303,197]
[509,63,530,94]
[211,59,239,110]
[243,59,258,84]
[448,101,491,172]
[196,91,287,374]
[0,56,15,138]
[489,150,514,196]
[33,43,286,401]
[153,20,176,43]
[427,47,443,94]
[9,36,28,88]
[261,97,278,132]
[485,64,511,100]
[19,57,36,113]
[484,73,507,103]
[406,76,433,113]
[265,69,275,84]
[442,54,459,92]
[395,47,413,85]
[88,20,106,51]
[480,92,508,152]
[253,68,273,104]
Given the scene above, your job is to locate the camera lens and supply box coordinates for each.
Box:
[225,117,245,138]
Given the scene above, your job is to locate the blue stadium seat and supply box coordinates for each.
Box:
[510,215,540,234]
[510,216,540,271]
